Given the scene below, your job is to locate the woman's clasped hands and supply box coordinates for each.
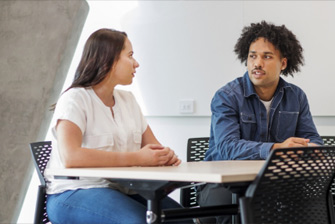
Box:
[138,144,181,167]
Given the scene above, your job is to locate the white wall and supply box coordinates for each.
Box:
[147,116,211,162]
[120,1,335,116]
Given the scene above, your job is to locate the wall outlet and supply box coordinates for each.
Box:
[179,100,194,114]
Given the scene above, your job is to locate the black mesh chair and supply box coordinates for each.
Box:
[239,146,335,224]
[180,137,209,207]
[29,141,52,224]
[322,136,335,212]
[322,136,335,146]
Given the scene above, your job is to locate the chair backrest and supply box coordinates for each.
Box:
[30,141,52,185]
[29,141,52,224]
[322,136,335,146]
[187,137,210,162]
[240,146,335,224]
[322,136,335,212]
[180,137,210,207]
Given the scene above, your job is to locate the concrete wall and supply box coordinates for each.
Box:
[0,0,89,222]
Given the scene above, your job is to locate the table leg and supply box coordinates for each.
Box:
[114,180,191,224]
[228,182,250,224]
[147,199,161,224]
[232,193,238,224]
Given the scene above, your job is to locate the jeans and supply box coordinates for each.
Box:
[47,188,193,224]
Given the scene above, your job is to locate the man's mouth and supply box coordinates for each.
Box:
[252,69,265,78]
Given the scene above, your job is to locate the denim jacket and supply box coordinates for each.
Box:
[205,72,323,161]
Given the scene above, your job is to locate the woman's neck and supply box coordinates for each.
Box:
[92,81,116,108]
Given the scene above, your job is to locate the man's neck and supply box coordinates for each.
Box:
[255,86,276,101]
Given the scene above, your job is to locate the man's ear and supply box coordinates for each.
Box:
[281,58,287,71]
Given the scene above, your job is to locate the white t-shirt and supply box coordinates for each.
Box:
[45,87,147,195]
[260,98,273,126]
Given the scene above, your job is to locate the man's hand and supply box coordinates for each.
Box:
[271,137,310,150]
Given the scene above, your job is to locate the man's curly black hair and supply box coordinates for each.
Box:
[234,21,304,77]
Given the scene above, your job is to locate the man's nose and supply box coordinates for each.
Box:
[254,57,264,68]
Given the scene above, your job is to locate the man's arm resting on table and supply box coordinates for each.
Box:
[271,137,317,150]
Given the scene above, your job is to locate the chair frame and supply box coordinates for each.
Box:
[29,141,52,224]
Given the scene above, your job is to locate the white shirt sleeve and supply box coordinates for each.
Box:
[51,89,87,136]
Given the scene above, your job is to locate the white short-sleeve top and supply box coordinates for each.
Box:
[45,87,147,195]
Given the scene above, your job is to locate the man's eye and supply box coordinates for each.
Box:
[249,55,256,59]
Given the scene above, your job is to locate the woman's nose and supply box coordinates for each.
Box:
[134,59,139,68]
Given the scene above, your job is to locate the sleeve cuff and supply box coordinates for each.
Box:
[260,143,274,159]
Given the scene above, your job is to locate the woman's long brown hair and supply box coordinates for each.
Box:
[50,29,127,111]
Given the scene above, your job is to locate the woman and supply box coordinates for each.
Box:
[46,28,187,224]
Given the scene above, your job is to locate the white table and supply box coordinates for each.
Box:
[45,160,265,223]
[45,160,264,183]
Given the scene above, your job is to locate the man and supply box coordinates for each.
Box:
[197,21,323,224]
